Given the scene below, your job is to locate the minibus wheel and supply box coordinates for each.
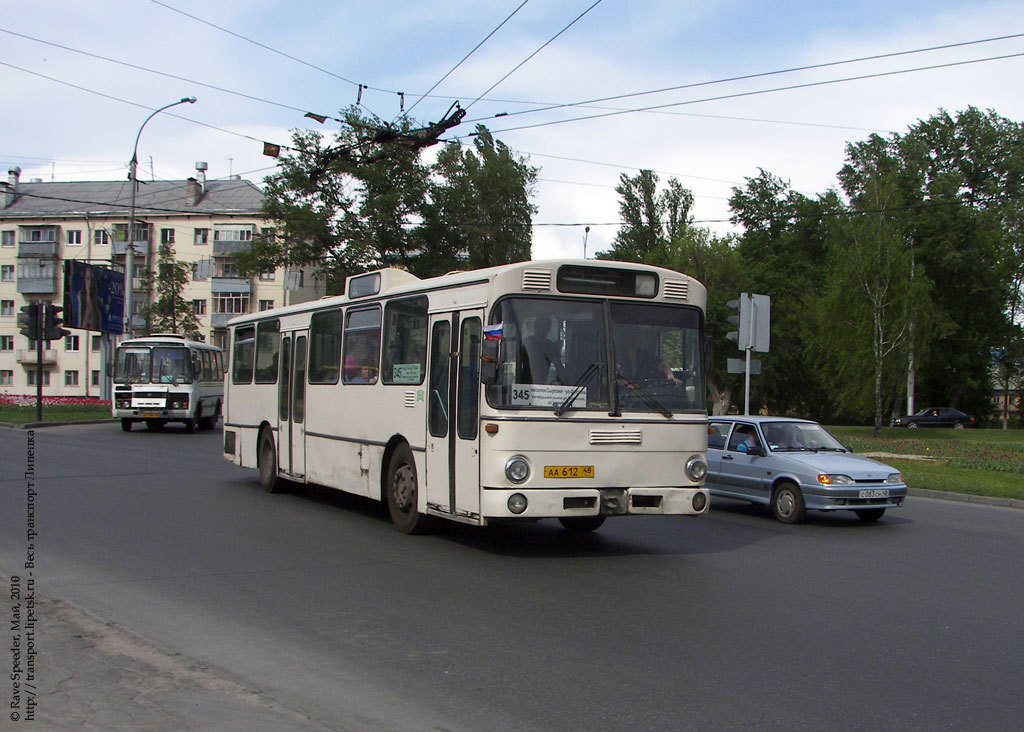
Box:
[386,443,429,534]
[258,429,283,493]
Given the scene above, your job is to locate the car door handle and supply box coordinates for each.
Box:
[722,455,734,461]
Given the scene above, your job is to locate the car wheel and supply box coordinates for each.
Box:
[559,516,606,532]
[771,482,806,524]
[954,421,965,430]
[908,422,918,429]
[856,508,886,522]
[386,443,429,534]
[121,419,133,432]
[258,429,283,493]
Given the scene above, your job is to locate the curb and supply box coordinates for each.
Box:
[907,486,1024,510]
[0,419,118,429]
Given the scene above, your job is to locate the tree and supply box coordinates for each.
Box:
[241,110,538,290]
[432,127,537,270]
[600,170,693,266]
[144,241,201,338]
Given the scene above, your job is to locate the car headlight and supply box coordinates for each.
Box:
[817,474,855,485]
[685,455,708,482]
[886,473,903,484]
[505,456,530,484]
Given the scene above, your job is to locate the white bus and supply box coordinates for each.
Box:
[223,260,709,533]
[112,334,225,433]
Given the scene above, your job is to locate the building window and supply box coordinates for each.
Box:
[213,293,249,315]
[194,228,209,245]
[260,270,275,281]
[65,370,79,386]
[27,371,51,386]
[214,226,254,242]
[259,299,274,311]
[91,334,101,352]
[67,230,83,246]
[25,227,56,242]
[1,231,14,248]
[193,299,207,316]
[0,336,13,351]
[65,335,80,351]
[0,370,12,385]
[94,230,110,246]
[217,260,240,278]
[1,267,14,283]
[161,228,175,245]
[91,370,100,386]
[1,299,13,316]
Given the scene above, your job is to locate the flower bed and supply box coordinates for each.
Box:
[0,394,111,407]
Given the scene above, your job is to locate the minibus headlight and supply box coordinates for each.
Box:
[508,493,528,514]
[685,455,708,482]
[505,456,530,484]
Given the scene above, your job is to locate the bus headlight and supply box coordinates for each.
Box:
[505,455,530,484]
[685,455,708,482]
[507,493,528,514]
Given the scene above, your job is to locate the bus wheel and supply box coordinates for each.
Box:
[184,418,197,434]
[145,419,166,432]
[559,516,606,532]
[199,404,217,430]
[386,443,429,534]
[121,419,133,432]
[258,430,283,493]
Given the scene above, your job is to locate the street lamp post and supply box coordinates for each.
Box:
[123,96,196,337]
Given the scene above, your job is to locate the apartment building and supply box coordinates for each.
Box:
[1,163,324,398]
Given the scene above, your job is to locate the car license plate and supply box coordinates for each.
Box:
[544,465,595,479]
[859,489,890,499]
[140,411,161,418]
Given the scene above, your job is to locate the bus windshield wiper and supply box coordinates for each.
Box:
[555,362,601,416]
[616,371,672,418]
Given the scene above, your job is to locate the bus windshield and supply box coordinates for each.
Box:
[486,297,704,413]
[114,346,194,384]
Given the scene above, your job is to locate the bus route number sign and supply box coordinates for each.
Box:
[544,465,595,479]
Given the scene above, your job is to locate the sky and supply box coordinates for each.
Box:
[3,0,1023,261]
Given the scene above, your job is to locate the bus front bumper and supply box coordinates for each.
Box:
[481,486,709,519]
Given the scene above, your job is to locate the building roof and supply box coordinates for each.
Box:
[1,178,264,219]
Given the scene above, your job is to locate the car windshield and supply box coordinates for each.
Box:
[484,297,704,414]
[114,346,194,384]
[761,421,847,452]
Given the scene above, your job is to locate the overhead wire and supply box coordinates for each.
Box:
[404,0,531,118]
[465,0,604,111]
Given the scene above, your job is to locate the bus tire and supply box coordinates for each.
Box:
[145,419,166,432]
[258,429,283,493]
[121,419,133,432]
[184,418,197,434]
[559,516,606,532]
[199,402,218,430]
[386,443,429,534]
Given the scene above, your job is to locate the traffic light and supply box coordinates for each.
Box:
[44,304,72,341]
[17,303,40,338]
[726,295,752,350]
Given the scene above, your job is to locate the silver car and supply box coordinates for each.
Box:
[706,416,907,523]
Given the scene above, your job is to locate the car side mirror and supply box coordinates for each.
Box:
[745,445,764,457]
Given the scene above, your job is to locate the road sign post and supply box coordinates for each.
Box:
[726,293,771,415]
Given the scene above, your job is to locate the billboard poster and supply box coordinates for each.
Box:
[63,260,125,334]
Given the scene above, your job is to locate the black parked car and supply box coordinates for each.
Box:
[891,407,976,429]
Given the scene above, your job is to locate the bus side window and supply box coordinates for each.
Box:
[232,326,256,384]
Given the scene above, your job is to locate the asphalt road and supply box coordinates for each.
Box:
[1,422,1022,731]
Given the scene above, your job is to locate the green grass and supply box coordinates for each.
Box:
[829,425,1024,501]
[0,402,113,425]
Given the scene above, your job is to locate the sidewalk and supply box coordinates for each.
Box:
[23,594,342,732]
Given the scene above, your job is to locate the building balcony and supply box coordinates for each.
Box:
[111,241,148,257]
[17,276,57,294]
[18,241,58,257]
[210,312,238,328]
[16,349,57,365]
[211,277,251,294]
[212,239,252,256]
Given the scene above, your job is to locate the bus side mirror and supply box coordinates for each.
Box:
[480,339,499,385]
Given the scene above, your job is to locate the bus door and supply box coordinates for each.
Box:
[277,333,308,479]
[425,311,483,522]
